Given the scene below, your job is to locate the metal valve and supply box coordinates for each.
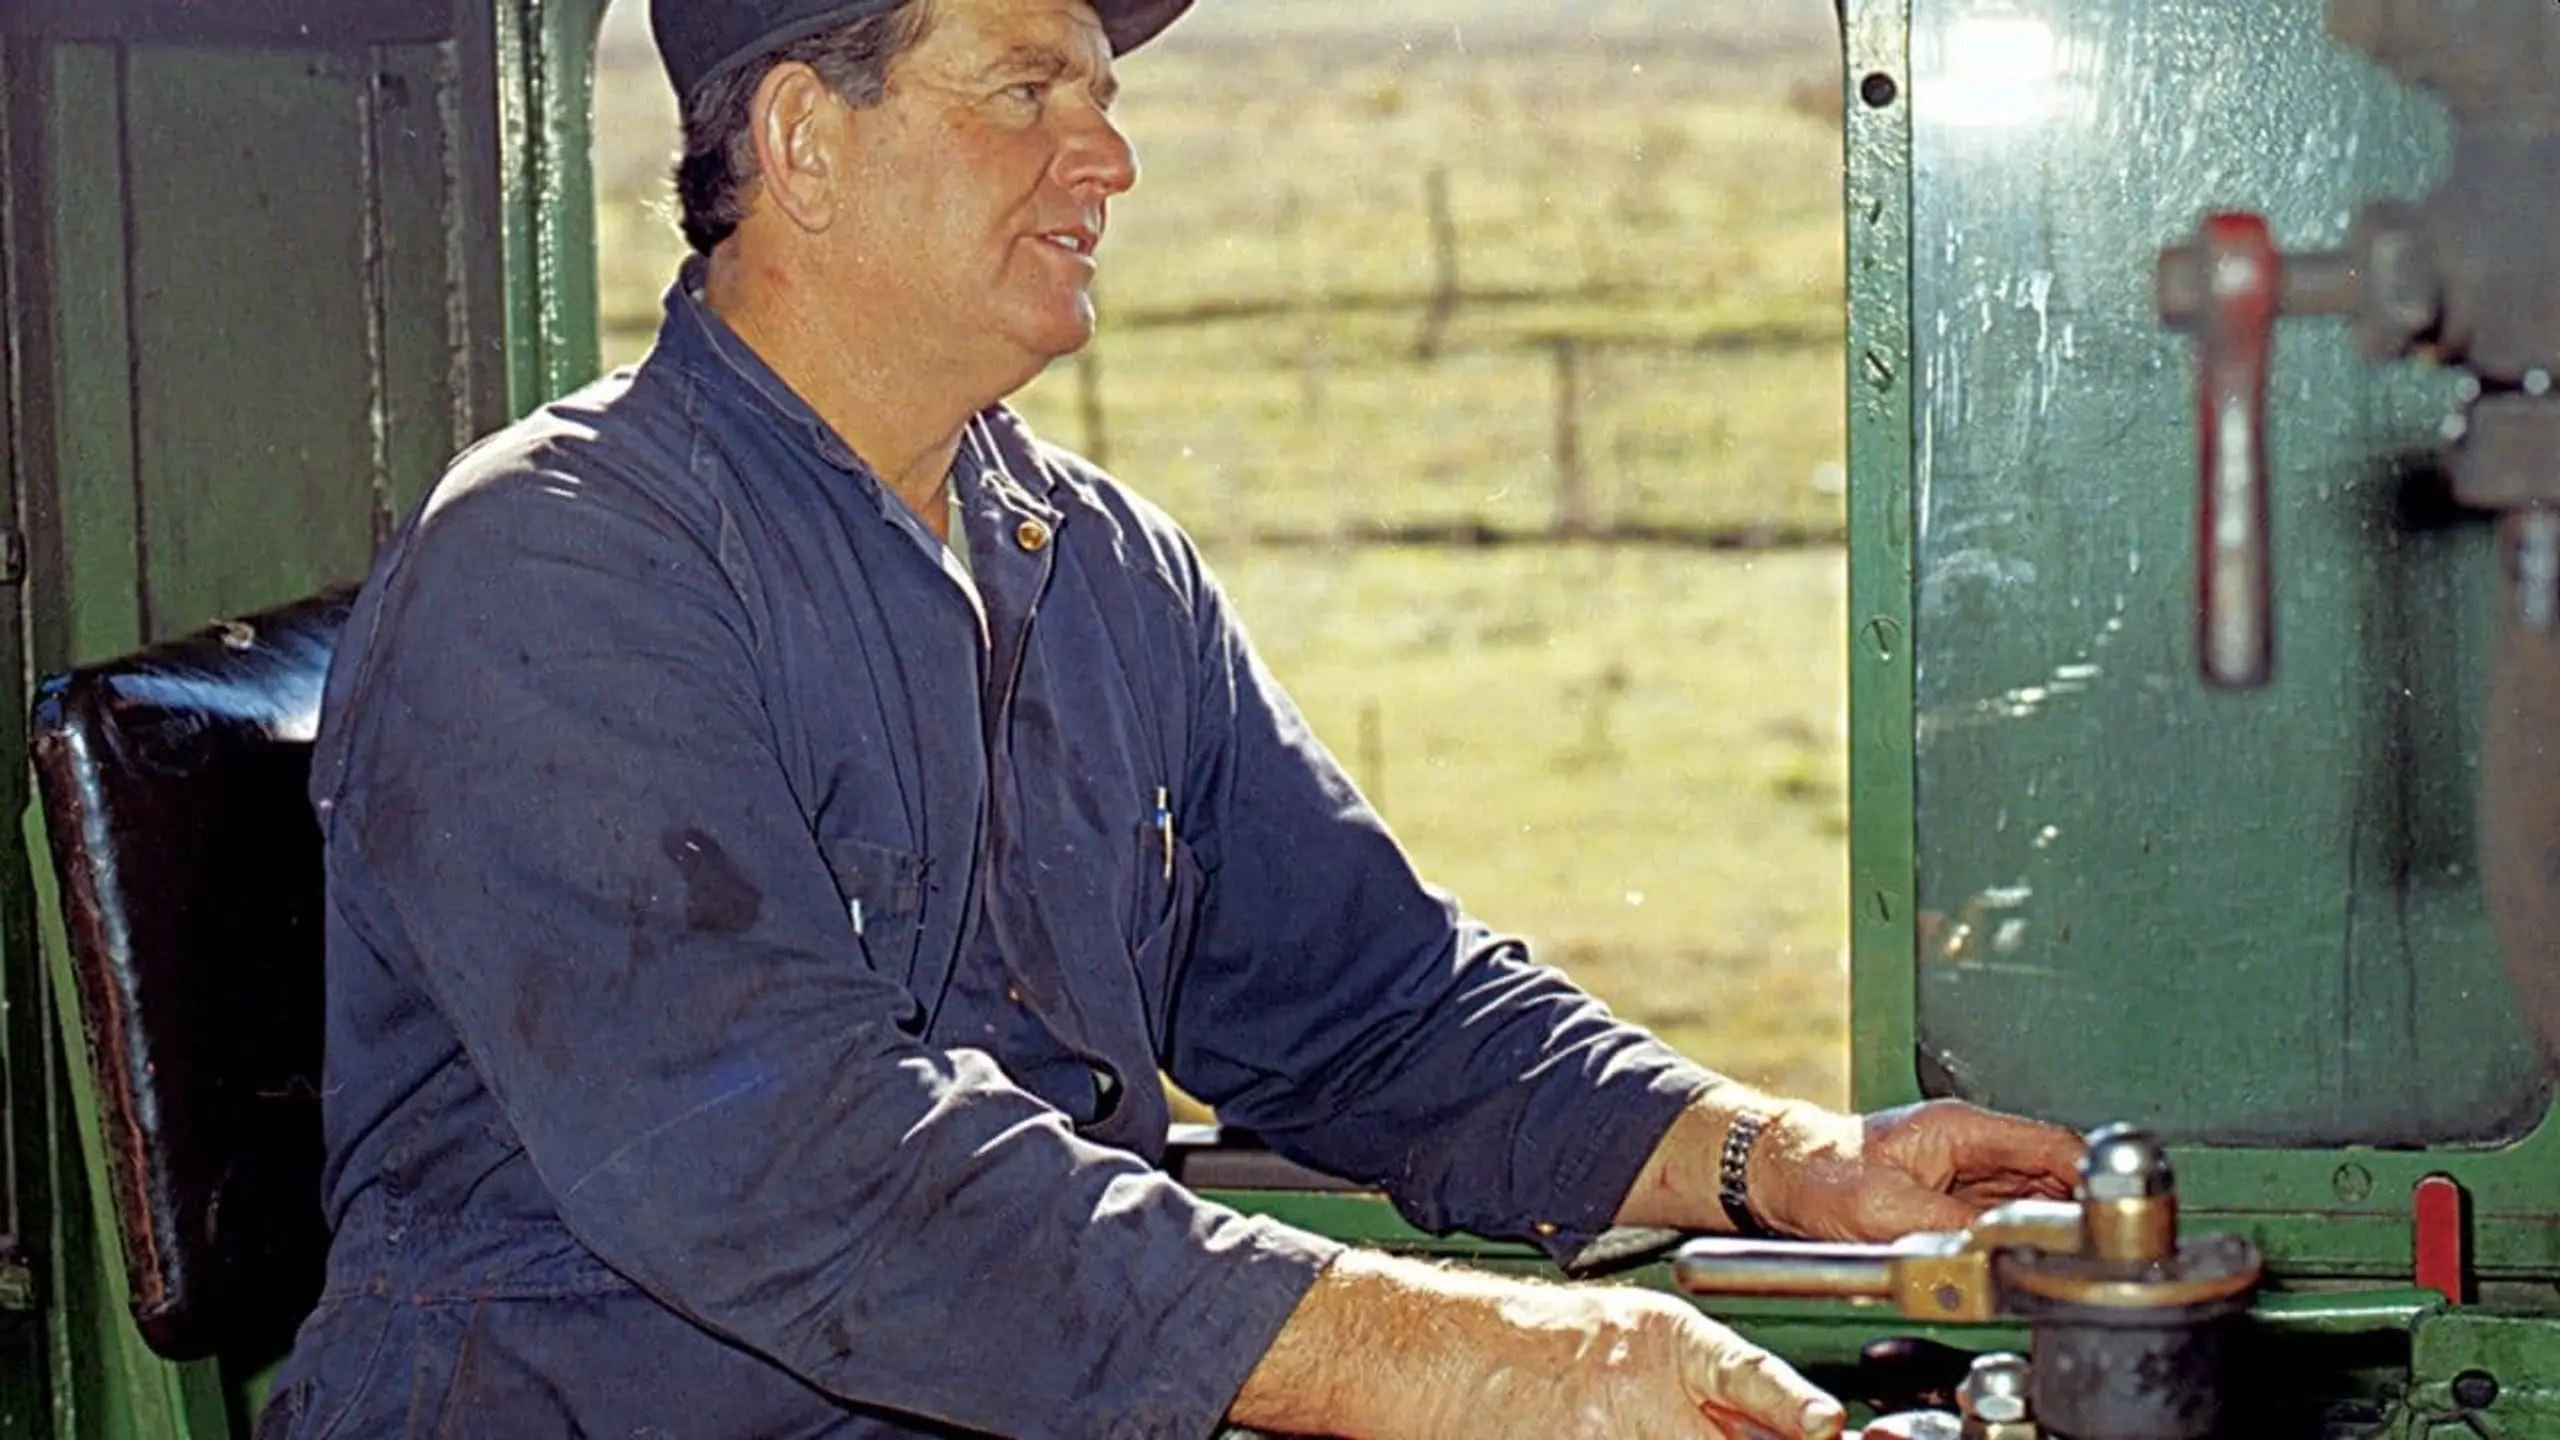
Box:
[1958,1353,2038,1440]
[1859,1352,2039,1440]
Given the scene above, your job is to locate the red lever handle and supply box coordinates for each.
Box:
[2160,214,2283,690]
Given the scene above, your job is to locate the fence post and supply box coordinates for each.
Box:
[1551,338,1590,539]
[1415,166,1460,361]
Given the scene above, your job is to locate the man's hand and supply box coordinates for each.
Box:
[1231,1250,1847,1439]
[1617,1093,2085,1243]
[1433,1279,1845,1440]
[1749,1099,2084,1242]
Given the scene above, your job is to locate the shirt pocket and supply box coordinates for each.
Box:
[819,836,926,985]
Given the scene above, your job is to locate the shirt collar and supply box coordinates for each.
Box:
[654,256,1070,520]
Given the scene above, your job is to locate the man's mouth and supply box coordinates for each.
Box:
[1039,228,1098,257]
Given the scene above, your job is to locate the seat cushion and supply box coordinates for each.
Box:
[29,588,354,1361]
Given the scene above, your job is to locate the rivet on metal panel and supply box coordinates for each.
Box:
[1863,616,1903,662]
[1873,890,1897,923]
[1859,71,1900,108]
[2331,1163,2374,1204]
[1865,349,1898,390]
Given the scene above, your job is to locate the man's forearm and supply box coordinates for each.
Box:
[1612,1082,1799,1233]
[1227,1247,1845,1440]
[1227,1249,1467,1437]
[1231,1249,1619,1436]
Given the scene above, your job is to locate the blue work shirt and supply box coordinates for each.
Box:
[261,261,1718,1439]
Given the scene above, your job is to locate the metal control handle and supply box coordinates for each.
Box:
[1669,1239,1900,1303]
[2158,214,2284,690]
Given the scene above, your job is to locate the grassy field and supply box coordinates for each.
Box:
[589,5,1854,1104]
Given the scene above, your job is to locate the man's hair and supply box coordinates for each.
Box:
[673,2,936,255]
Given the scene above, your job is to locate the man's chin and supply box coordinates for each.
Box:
[1018,318,1100,372]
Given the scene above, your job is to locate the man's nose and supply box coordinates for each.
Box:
[1057,103,1139,198]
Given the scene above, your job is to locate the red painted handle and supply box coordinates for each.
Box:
[2189,214,2283,690]
[2413,1173,2468,1306]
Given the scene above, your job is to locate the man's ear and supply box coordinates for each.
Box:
[748,61,846,234]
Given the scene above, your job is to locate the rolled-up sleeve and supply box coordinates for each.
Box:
[1161,563,1722,1264]
[327,468,1337,1439]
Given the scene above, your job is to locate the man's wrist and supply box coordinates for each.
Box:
[1613,1082,1785,1232]
[1717,1105,1777,1237]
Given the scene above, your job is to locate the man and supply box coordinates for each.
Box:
[259,1,2083,1436]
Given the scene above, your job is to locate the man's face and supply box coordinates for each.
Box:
[821,0,1137,390]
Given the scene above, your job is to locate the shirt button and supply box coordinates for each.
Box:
[1005,984,1024,1005]
[1015,519,1052,553]
[1534,1221,1559,1238]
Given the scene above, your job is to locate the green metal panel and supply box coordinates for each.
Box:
[1845,0,1925,1115]
[1898,0,2529,1150]
[123,49,386,635]
[23,46,146,667]
[1845,0,2560,1286]
[373,41,511,525]
[496,0,607,414]
[2408,1311,2560,1435]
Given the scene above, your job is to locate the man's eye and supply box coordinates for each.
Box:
[1002,82,1043,104]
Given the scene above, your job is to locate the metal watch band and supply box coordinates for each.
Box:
[1718,1108,1773,1237]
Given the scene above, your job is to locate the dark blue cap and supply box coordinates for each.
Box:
[651,0,1194,104]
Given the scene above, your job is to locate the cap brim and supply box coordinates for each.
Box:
[1101,0,1194,53]
[674,0,1194,104]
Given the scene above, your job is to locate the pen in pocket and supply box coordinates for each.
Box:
[1153,786,1174,882]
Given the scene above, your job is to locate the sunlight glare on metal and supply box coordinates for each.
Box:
[1932,14,2060,129]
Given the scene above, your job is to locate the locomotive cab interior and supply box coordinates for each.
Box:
[4,0,2560,1436]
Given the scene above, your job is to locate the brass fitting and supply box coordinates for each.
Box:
[2078,1124,2179,1265]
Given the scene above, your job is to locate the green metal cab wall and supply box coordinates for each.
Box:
[1,0,605,1434]
[1851,0,2560,1293]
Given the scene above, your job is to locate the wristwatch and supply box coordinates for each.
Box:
[1718,1108,1775,1237]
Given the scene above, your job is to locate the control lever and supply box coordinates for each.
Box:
[2157,216,2283,689]
[1675,1126,2262,1440]
[2156,210,2413,689]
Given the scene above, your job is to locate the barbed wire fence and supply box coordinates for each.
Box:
[1020,163,1846,553]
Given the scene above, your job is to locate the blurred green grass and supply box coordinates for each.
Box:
[591,12,1853,1105]
[1213,544,1850,1101]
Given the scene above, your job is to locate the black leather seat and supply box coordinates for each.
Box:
[29,588,356,1362]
